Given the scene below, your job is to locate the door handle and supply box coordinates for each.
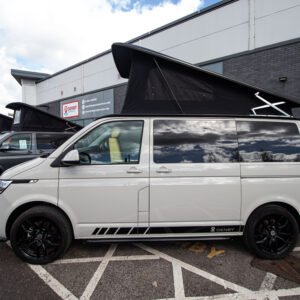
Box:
[127,167,143,174]
[156,166,172,173]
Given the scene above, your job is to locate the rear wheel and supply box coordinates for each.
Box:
[10,206,72,264]
[244,205,299,259]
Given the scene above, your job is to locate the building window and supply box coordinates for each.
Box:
[200,62,223,74]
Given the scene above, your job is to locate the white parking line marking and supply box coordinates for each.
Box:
[29,265,78,300]
[173,262,185,299]
[52,255,160,264]
[158,286,300,300]
[80,244,117,300]
[259,272,277,291]
[6,242,78,300]
[293,246,300,252]
[53,257,104,264]
[111,255,160,261]
[136,243,251,294]
[5,241,300,300]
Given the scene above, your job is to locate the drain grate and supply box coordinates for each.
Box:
[251,255,300,284]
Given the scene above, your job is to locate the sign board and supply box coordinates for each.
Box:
[62,101,79,119]
[60,90,114,121]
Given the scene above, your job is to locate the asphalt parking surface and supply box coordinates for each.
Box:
[1,238,300,300]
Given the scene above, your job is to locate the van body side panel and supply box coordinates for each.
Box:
[58,118,150,239]
[241,163,300,177]
[241,176,300,223]
[149,118,241,225]
[0,180,58,238]
[150,167,241,223]
[238,119,300,223]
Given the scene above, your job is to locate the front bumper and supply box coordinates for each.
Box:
[0,237,7,242]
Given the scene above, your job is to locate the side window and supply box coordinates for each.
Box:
[237,121,300,162]
[74,121,143,165]
[2,133,32,151]
[36,133,71,151]
[153,119,238,163]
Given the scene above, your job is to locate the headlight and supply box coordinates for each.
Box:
[0,180,12,194]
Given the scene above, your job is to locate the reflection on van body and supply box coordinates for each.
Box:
[237,121,300,162]
[154,120,239,163]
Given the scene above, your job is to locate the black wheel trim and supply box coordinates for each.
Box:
[15,217,62,260]
[254,214,295,256]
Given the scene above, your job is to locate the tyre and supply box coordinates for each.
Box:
[10,206,73,264]
[244,205,299,259]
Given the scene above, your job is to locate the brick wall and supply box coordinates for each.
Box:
[223,42,300,101]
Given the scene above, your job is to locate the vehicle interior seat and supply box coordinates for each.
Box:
[109,127,122,163]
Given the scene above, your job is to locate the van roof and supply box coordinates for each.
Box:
[96,114,300,121]
[112,43,300,118]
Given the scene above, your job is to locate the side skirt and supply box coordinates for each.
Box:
[85,236,234,244]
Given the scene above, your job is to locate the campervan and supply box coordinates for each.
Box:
[0,43,300,264]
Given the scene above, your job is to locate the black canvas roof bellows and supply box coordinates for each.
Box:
[112,43,300,118]
[6,102,83,132]
[0,114,12,131]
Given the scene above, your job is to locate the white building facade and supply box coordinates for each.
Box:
[11,0,300,126]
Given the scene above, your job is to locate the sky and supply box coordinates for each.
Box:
[0,0,221,115]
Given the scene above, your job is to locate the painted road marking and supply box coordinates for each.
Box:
[177,242,225,259]
[172,262,185,299]
[293,246,300,252]
[259,272,277,291]
[189,242,206,253]
[136,243,250,294]
[80,244,117,300]
[52,254,160,264]
[5,241,300,300]
[207,247,225,259]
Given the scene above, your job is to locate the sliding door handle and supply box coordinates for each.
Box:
[156,166,172,173]
[127,167,143,174]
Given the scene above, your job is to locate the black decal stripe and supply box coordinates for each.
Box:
[98,228,108,235]
[117,227,132,234]
[106,228,119,235]
[92,225,243,236]
[92,228,100,235]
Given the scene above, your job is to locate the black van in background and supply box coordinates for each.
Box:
[0,102,83,174]
[0,131,73,174]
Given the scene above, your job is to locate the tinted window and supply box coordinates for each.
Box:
[74,121,143,165]
[36,133,71,151]
[237,121,300,162]
[153,119,238,163]
[1,133,32,150]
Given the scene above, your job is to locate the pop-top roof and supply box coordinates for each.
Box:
[112,42,300,118]
[6,102,83,132]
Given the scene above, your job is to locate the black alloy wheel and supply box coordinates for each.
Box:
[244,205,299,259]
[15,217,61,259]
[10,206,72,264]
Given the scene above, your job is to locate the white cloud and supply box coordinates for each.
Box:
[0,47,22,107]
[0,0,204,107]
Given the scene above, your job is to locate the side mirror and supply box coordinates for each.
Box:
[61,149,80,166]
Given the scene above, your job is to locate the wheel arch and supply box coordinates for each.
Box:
[5,201,74,239]
[245,201,300,230]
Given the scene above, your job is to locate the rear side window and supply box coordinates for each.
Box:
[153,119,238,163]
[36,133,71,150]
[237,121,300,162]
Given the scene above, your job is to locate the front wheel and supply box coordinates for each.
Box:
[244,205,299,259]
[10,206,72,264]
